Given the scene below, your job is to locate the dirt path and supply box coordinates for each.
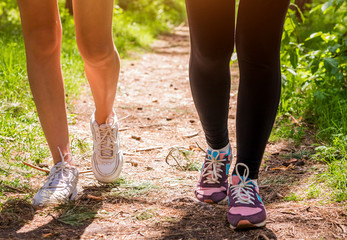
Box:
[1,27,346,240]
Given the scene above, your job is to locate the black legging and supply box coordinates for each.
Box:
[186,0,290,179]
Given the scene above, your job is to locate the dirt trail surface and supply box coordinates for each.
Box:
[1,27,346,240]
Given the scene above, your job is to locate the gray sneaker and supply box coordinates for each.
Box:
[32,151,78,207]
[90,113,123,183]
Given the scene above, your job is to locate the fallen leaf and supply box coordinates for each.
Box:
[130,161,139,167]
[131,135,141,141]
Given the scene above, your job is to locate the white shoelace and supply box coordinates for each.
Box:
[45,147,74,190]
[202,150,226,184]
[230,163,256,204]
[96,117,117,160]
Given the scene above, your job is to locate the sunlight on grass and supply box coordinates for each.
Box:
[284,192,303,202]
[133,209,157,221]
[110,177,159,198]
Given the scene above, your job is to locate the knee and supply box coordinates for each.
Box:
[192,47,233,69]
[236,40,279,66]
[25,25,62,60]
[76,39,119,67]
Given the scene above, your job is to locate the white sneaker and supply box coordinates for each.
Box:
[90,112,123,183]
[32,149,79,207]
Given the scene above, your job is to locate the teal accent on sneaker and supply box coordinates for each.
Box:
[257,193,264,204]
[195,148,232,204]
[228,163,267,229]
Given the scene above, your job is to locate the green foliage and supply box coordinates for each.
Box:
[113,0,186,54]
[277,0,347,201]
[280,0,346,139]
[307,184,321,199]
[0,0,20,26]
[270,117,306,144]
[284,192,303,201]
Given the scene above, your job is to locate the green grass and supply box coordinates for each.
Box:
[110,177,159,198]
[56,205,98,226]
[307,184,322,199]
[284,192,303,202]
[269,116,307,145]
[166,147,201,171]
[133,209,157,221]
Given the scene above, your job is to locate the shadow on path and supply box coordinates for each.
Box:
[0,185,112,239]
[159,197,277,240]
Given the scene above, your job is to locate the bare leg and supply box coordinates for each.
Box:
[17,0,71,164]
[73,0,120,124]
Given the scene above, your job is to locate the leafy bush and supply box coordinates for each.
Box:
[113,0,186,53]
[280,0,346,139]
[278,0,346,201]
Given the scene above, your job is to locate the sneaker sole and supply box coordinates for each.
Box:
[199,195,228,205]
[230,220,266,230]
[217,195,228,205]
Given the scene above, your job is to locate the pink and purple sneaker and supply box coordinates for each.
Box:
[194,148,231,204]
[227,163,266,229]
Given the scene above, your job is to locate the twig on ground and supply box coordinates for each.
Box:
[139,124,169,128]
[336,222,346,234]
[48,213,57,220]
[195,142,205,152]
[22,161,50,173]
[123,151,140,156]
[165,147,185,170]
[119,127,130,132]
[165,146,198,171]
[280,211,297,215]
[135,146,162,152]
[3,185,25,193]
[118,114,131,122]
[0,136,15,141]
[289,114,302,126]
[22,161,93,174]
[183,131,199,138]
[258,233,270,240]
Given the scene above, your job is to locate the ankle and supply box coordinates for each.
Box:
[94,110,115,125]
[207,143,231,154]
[54,146,74,166]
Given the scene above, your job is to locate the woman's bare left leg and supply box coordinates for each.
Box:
[73,0,119,124]
[73,0,123,183]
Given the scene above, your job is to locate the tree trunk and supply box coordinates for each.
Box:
[65,0,73,15]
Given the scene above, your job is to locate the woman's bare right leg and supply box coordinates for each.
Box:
[17,0,70,164]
